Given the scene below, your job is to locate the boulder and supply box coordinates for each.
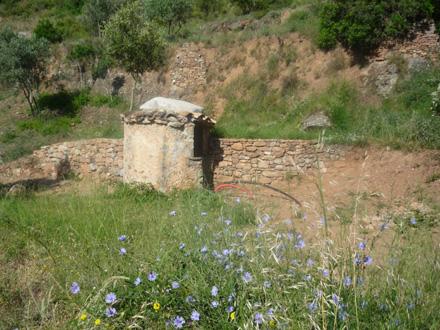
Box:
[140,97,204,113]
[301,111,332,130]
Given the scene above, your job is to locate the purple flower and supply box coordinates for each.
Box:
[173,316,185,329]
[285,220,291,224]
[179,243,185,250]
[134,277,142,286]
[169,211,176,216]
[332,294,340,304]
[263,216,269,222]
[357,277,365,286]
[235,197,240,203]
[254,312,263,324]
[106,292,116,303]
[201,212,207,216]
[119,248,126,255]
[172,281,179,289]
[410,217,417,225]
[295,240,306,249]
[148,271,158,281]
[238,250,245,256]
[344,277,351,286]
[358,241,367,250]
[320,217,325,223]
[201,246,207,253]
[307,259,314,267]
[228,294,234,302]
[305,274,311,281]
[242,272,253,283]
[211,301,219,308]
[264,281,272,288]
[227,306,234,313]
[191,310,200,321]
[211,286,218,296]
[222,249,229,256]
[322,269,329,277]
[389,258,398,266]
[106,307,117,317]
[225,220,232,226]
[292,259,298,265]
[364,255,373,265]
[308,302,317,311]
[379,224,389,230]
[118,235,127,241]
[303,216,307,220]
[70,282,80,294]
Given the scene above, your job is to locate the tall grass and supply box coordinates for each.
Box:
[1,182,439,329]
[216,68,440,150]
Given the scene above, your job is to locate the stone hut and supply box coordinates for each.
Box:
[121,99,215,192]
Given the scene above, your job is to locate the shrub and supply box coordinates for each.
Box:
[33,18,62,43]
[317,0,436,51]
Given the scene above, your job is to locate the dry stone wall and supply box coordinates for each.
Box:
[209,139,347,185]
[374,21,439,60]
[0,137,347,188]
[0,139,123,184]
[171,43,206,88]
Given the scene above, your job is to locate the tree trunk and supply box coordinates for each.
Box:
[130,77,137,111]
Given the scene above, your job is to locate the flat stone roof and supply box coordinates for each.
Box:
[121,108,216,128]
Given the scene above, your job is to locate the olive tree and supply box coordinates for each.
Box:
[0,25,49,117]
[145,0,194,36]
[103,1,166,110]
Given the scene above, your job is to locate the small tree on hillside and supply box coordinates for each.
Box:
[66,43,96,88]
[80,0,129,37]
[145,0,194,36]
[103,1,166,111]
[0,25,49,117]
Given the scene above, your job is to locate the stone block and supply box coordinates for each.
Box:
[258,177,272,184]
[254,141,267,147]
[258,161,270,168]
[231,143,243,151]
[272,147,285,157]
[246,146,257,152]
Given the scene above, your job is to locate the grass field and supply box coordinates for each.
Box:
[1,182,439,329]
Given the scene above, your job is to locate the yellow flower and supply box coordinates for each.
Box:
[270,320,276,326]
[153,302,160,310]
[230,312,235,320]
[95,319,101,325]
[105,324,109,327]
[80,314,87,320]
[167,313,171,318]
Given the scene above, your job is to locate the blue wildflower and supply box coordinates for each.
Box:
[332,294,340,304]
[305,274,311,281]
[242,272,253,283]
[148,271,157,281]
[344,277,351,286]
[201,246,207,253]
[389,258,398,266]
[119,248,126,255]
[238,250,245,256]
[320,217,325,223]
[172,281,179,289]
[118,235,126,241]
[201,212,207,216]
[227,306,234,313]
[364,255,373,265]
[322,269,329,277]
[134,277,142,286]
[106,292,116,303]
[265,281,272,288]
[295,240,306,249]
[222,249,229,256]
[235,197,240,203]
[292,259,298,265]
[285,220,291,224]
[211,301,219,308]
[410,217,416,224]
[358,241,367,250]
[105,307,117,317]
[169,211,176,216]
[70,282,80,294]
[307,259,314,267]
[225,220,232,226]
[191,310,200,321]
[211,286,218,296]
[263,216,269,222]
[254,312,263,324]
[179,243,185,250]
[173,316,185,329]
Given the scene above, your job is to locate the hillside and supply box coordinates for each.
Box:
[1,0,440,163]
